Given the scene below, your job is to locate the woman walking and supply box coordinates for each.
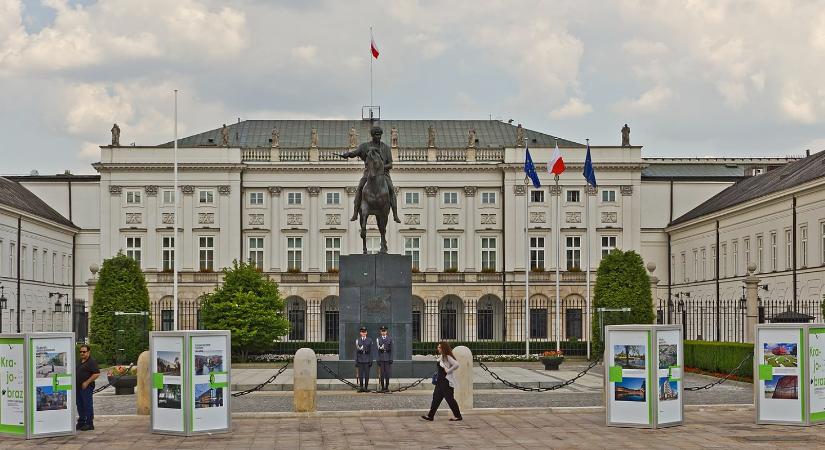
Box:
[421,341,462,422]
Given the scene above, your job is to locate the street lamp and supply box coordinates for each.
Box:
[0,284,7,333]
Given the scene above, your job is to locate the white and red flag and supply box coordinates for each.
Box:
[370,30,380,59]
[548,141,566,175]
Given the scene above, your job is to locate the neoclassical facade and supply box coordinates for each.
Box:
[11,119,799,344]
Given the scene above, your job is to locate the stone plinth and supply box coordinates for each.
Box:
[452,346,473,411]
[339,253,412,360]
[293,348,317,412]
[136,350,150,415]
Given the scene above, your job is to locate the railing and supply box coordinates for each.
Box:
[151,299,203,331]
[242,148,271,162]
[476,148,503,161]
[281,272,308,283]
[193,272,219,283]
[437,149,466,161]
[280,149,309,161]
[319,149,341,161]
[412,272,426,282]
[398,148,428,161]
[438,272,465,283]
[477,272,503,283]
[320,272,339,283]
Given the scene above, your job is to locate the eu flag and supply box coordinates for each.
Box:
[583,142,597,187]
[524,146,541,188]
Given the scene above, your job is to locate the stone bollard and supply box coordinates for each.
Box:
[136,350,151,415]
[293,348,317,413]
[452,346,473,411]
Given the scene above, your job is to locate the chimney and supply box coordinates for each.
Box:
[806,149,811,157]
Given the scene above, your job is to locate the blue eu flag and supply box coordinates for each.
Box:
[524,146,541,188]
[583,142,597,187]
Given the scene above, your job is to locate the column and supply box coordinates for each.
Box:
[463,186,477,271]
[425,186,439,271]
[345,187,359,254]
[513,184,527,273]
[268,187,282,271]
[307,186,320,271]
[647,262,659,320]
[744,262,759,343]
[620,185,635,251]
[181,185,194,271]
[145,185,158,271]
[218,185,233,269]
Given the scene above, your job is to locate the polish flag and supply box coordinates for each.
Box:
[370,32,380,59]
[548,141,566,175]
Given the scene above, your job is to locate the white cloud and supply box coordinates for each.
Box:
[550,97,592,119]
[780,83,818,124]
[622,38,668,57]
[616,85,673,113]
[291,45,319,65]
[403,33,448,59]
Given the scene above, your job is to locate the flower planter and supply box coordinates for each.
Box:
[107,374,137,395]
[540,357,564,371]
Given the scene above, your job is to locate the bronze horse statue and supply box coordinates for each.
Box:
[359,146,390,253]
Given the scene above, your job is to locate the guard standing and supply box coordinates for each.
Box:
[355,326,373,392]
[376,326,393,392]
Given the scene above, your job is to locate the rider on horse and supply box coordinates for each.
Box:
[339,125,401,224]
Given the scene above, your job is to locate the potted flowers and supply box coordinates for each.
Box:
[107,365,138,395]
[540,350,564,370]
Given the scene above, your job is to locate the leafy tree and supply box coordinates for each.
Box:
[591,249,654,356]
[200,260,289,361]
[90,252,152,365]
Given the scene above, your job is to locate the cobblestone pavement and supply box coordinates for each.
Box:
[93,371,751,415]
[1,406,820,449]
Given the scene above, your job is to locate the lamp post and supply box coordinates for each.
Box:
[0,284,7,333]
[49,292,70,331]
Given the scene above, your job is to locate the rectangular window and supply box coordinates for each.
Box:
[821,223,825,265]
[21,245,27,279]
[405,237,421,271]
[529,237,545,270]
[162,189,175,205]
[42,249,47,282]
[288,307,305,340]
[681,252,686,282]
[785,229,792,269]
[249,192,264,205]
[530,190,544,203]
[325,192,340,205]
[529,308,548,339]
[443,192,458,205]
[770,232,777,271]
[161,310,174,331]
[325,237,341,271]
[443,237,458,271]
[744,238,750,272]
[126,190,142,205]
[161,236,175,271]
[565,236,581,270]
[800,225,808,268]
[405,192,420,205]
[481,192,497,205]
[52,252,57,283]
[10,243,16,278]
[721,243,727,278]
[0,239,3,277]
[198,236,214,271]
[248,237,264,270]
[481,237,497,271]
[601,190,616,202]
[31,248,36,280]
[701,248,707,281]
[199,189,214,204]
[732,240,739,276]
[692,250,698,281]
[287,192,302,205]
[126,237,142,268]
[566,309,583,340]
[710,245,717,278]
[61,254,67,284]
[756,235,764,273]
[601,235,617,257]
[287,237,302,271]
[670,254,675,281]
[566,190,581,203]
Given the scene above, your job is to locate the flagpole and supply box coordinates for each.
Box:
[370,26,373,106]
[173,89,179,331]
[554,141,561,353]
[525,175,530,357]
[585,138,591,360]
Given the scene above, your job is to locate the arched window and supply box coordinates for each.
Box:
[439,295,464,340]
[563,294,585,340]
[285,296,307,341]
[412,296,425,342]
[477,294,503,340]
[321,296,339,342]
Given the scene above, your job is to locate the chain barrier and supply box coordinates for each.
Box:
[231,362,290,397]
[475,358,602,392]
[93,363,136,394]
[317,359,436,394]
[684,353,752,391]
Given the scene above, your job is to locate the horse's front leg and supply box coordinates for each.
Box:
[360,213,368,254]
[378,214,388,254]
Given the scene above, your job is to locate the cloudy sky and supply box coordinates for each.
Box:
[2,0,825,175]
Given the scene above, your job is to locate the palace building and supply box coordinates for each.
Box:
[5,119,813,348]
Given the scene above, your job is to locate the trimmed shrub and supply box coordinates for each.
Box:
[200,260,289,362]
[685,340,753,380]
[591,250,654,355]
[90,252,152,365]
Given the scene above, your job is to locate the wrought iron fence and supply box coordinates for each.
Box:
[150,299,203,331]
[656,298,825,342]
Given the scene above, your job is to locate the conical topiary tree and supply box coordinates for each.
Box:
[591,249,654,357]
[90,252,152,365]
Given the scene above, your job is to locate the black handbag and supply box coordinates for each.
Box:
[431,372,438,385]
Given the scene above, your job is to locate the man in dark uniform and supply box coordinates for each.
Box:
[355,326,373,392]
[376,326,393,393]
[339,126,401,224]
[76,344,100,431]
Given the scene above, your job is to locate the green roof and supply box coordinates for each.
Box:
[159,120,583,149]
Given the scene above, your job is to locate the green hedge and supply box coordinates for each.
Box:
[258,340,589,356]
[685,340,753,379]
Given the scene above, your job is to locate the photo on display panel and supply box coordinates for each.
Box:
[658,344,677,369]
[157,384,182,409]
[36,386,67,411]
[195,352,224,375]
[763,343,798,368]
[614,377,646,402]
[613,345,646,370]
[194,383,224,409]
[157,351,182,376]
[36,351,68,378]
[658,376,678,401]
[764,375,798,400]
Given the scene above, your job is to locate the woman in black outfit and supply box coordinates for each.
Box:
[421,341,462,421]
